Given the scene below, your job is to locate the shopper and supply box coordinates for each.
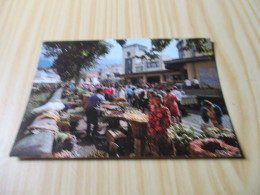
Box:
[84,88,105,139]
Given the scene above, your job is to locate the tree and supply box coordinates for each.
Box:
[178,38,213,56]
[115,38,213,60]
[43,41,111,82]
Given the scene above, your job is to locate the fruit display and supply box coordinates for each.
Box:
[53,150,73,158]
[114,97,126,102]
[124,112,148,123]
[103,110,124,118]
[100,104,121,111]
[87,150,109,158]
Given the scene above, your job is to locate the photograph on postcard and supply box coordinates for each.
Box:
[10,38,243,159]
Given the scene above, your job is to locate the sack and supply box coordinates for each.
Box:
[10,131,54,158]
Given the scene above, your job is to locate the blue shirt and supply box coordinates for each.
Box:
[70,83,75,91]
[200,104,223,125]
[126,88,133,96]
[87,93,104,110]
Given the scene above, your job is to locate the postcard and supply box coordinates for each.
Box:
[10,38,243,159]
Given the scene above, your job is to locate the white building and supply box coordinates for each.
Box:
[121,44,173,83]
[99,64,123,81]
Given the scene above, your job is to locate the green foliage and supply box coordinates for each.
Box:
[43,41,112,82]
[115,40,127,47]
[151,39,172,52]
[179,38,213,56]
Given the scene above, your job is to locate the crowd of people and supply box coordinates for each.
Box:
[74,82,224,156]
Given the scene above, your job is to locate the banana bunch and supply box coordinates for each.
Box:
[124,112,148,122]
[114,97,126,102]
[88,150,109,158]
[53,150,73,158]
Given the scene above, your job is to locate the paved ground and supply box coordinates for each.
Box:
[182,113,233,130]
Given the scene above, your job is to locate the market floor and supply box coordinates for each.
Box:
[182,113,233,130]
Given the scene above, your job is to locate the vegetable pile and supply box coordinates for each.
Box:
[168,124,239,156]
[88,150,109,158]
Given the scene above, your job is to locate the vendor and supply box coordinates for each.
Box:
[147,94,174,156]
[200,100,224,129]
[53,132,76,153]
[84,88,105,139]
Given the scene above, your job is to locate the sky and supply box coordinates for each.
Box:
[99,38,179,64]
[38,38,179,69]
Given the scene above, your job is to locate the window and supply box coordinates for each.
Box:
[127,52,131,57]
[136,66,143,72]
[147,61,159,68]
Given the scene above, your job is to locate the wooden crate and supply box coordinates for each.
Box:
[106,129,127,152]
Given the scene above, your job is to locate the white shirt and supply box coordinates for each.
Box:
[171,89,182,102]
[184,79,191,86]
[193,79,199,84]
[144,90,148,99]
[119,89,126,98]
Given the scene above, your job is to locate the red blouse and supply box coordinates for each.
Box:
[148,105,172,135]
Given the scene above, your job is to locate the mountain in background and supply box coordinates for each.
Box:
[88,58,122,72]
[37,57,122,72]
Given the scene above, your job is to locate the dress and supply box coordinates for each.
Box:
[165,93,181,117]
[147,105,174,156]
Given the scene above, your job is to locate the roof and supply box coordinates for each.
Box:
[119,70,171,77]
[164,55,214,69]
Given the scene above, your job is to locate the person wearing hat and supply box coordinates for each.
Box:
[147,94,175,156]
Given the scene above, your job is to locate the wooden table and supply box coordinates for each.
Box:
[0,0,259,194]
[127,120,148,157]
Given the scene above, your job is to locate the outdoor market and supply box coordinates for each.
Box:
[10,39,243,159]
[11,81,242,159]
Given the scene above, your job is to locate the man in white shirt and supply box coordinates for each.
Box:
[192,77,200,88]
[171,86,182,102]
[184,79,191,88]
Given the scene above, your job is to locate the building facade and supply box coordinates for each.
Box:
[120,40,219,88]
[166,39,220,88]
[121,44,173,84]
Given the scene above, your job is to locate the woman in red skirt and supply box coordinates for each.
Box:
[165,89,181,126]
